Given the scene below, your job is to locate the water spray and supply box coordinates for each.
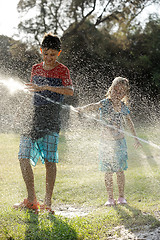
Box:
[0,77,160,150]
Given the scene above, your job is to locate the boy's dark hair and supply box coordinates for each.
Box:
[41,33,61,51]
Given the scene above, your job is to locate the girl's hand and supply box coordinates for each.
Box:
[75,107,86,118]
[134,138,142,149]
[25,83,46,92]
[76,107,85,112]
[76,107,82,111]
[76,102,100,112]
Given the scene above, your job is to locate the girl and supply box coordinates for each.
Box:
[77,77,141,206]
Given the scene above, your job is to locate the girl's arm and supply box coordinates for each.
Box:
[25,83,74,96]
[46,85,74,96]
[125,115,142,148]
[77,101,101,112]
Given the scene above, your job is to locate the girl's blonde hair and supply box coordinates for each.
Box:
[106,77,130,104]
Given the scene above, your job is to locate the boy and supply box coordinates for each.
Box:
[13,33,74,213]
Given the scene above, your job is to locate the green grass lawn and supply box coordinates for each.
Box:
[0,124,160,239]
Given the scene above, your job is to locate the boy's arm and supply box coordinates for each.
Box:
[25,83,74,96]
[125,114,142,148]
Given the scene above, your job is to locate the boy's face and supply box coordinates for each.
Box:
[41,48,59,67]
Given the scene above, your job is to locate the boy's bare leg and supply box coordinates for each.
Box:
[44,160,56,207]
[105,172,114,199]
[116,171,125,198]
[19,158,36,202]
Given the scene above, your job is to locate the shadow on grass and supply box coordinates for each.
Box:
[24,211,78,240]
[113,204,160,234]
[0,209,79,240]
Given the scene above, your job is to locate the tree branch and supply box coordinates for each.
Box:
[62,0,97,39]
[95,10,120,27]
[95,0,113,25]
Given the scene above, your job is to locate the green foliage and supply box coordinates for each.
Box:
[17,0,36,12]
[17,0,158,43]
[0,35,41,80]
[122,16,160,93]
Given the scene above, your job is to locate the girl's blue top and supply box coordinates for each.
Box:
[99,98,130,137]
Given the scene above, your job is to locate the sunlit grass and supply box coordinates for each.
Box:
[0,125,160,239]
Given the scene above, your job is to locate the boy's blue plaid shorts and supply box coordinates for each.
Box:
[18,132,59,166]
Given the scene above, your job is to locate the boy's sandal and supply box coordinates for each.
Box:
[40,204,55,214]
[104,199,116,207]
[13,199,40,212]
[117,197,127,205]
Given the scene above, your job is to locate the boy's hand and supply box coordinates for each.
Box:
[25,83,46,92]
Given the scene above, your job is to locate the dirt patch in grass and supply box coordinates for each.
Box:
[54,205,160,239]
[107,225,160,240]
[54,204,92,218]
